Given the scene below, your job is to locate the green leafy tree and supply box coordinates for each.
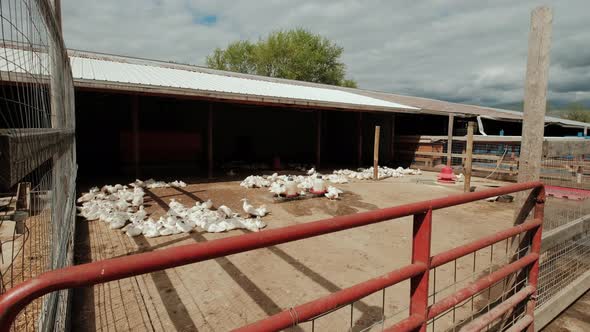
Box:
[563,102,590,123]
[206,29,357,87]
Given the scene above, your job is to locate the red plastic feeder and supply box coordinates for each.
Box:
[309,189,327,195]
[437,166,456,184]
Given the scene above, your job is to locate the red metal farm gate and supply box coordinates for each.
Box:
[0,182,544,331]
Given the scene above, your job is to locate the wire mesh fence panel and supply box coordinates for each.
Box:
[543,160,590,194]
[277,219,536,331]
[537,229,590,308]
[0,0,76,331]
[399,134,590,324]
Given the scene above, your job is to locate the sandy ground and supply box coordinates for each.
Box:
[71,171,526,331]
[4,211,52,332]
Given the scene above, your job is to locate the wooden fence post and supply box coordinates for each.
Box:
[447,114,454,167]
[516,6,552,214]
[464,122,474,192]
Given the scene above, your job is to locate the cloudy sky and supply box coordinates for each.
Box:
[62,0,589,108]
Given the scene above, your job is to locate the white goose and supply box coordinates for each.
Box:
[325,186,343,200]
[241,198,269,217]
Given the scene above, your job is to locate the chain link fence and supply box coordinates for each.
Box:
[0,0,76,331]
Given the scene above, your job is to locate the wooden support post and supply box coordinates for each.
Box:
[373,126,381,179]
[517,6,552,210]
[446,114,454,167]
[16,182,31,212]
[14,182,30,234]
[390,115,396,165]
[131,95,140,178]
[53,0,62,31]
[316,111,322,170]
[357,112,363,167]
[584,126,588,137]
[208,103,214,179]
[464,122,475,192]
[49,32,63,128]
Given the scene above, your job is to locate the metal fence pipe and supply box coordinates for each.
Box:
[383,314,424,332]
[459,286,535,332]
[430,219,542,268]
[505,315,534,332]
[0,182,544,330]
[428,253,539,319]
[409,210,432,332]
[0,183,542,324]
[233,262,427,332]
[526,186,545,332]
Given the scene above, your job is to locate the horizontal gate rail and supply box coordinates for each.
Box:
[459,286,535,332]
[0,181,544,331]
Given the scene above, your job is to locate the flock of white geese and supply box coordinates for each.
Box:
[77,167,420,238]
[77,179,268,238]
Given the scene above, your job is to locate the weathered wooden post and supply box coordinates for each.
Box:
[446,114,454,167]
[437,114,456,183]
[516,6,552,215]
[373,126,381,179]
[510,8,552,331]
[464,122,475,192]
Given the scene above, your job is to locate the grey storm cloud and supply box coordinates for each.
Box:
[62,0,590,107]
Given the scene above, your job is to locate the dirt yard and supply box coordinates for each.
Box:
[71,171,522,331]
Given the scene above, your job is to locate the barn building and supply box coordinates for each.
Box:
[4,47,589,183]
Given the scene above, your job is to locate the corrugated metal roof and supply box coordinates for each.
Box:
[64,51,418,112]
[351,90,588,128]
[1,47,587,129]
[66,49,585,129]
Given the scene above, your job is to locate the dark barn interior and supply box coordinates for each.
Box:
[75,90,407,182]
[71,88,584,184]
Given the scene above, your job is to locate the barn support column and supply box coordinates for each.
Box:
[131,95,140,178]
[357,112,363,167]
[208,103,214,179]
[390,114,396,165]
[316,110,322,170]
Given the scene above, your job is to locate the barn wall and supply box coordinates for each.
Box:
[76,91,209,180]
[75,91,130,178]
[213,104,316,168]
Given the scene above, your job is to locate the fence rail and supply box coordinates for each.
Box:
[0,182,544,331]
[398,135,589,188]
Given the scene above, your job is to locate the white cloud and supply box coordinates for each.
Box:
[62,0,590,107]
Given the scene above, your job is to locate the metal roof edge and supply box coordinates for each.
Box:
[73,78,422,114]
